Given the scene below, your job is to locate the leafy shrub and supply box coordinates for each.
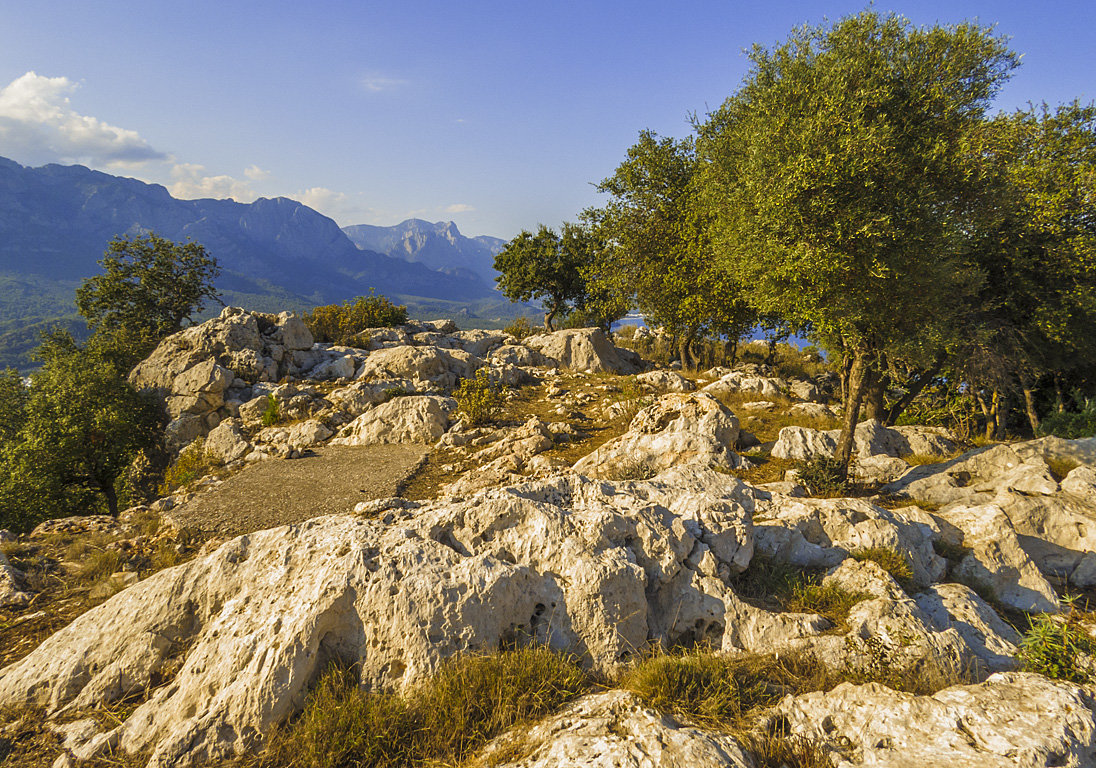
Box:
[504,316,537,340]
[1019,599,1096,684]
[454,369,504,426]
[160,439,214,494]
[796,456,849,496]
[1038,393,1096,439]
[851,547,915,592]
[304,290,408,346]
[261,394,281,427]
[258,648,589,768]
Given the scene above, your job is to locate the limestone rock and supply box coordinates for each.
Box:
[331,395,453,445]
[935,504,1059,613]
[881,444,1028,506]
[773,672,1096,767]
[702,371,788,399]
[0,552,30,608]
[634,370,695,393]
[572,393,744,478]
[204,418,250,465]
[356,346,481,389]
[914,583,1021,674]
[524,328,640,374]
[752,496,946,588]
[489,344,544,368]
[771,419,957,462]
[480,690,752,768]
[0,467,758,766]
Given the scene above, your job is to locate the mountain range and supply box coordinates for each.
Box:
[0,156,514,368]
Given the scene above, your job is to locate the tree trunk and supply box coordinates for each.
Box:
[839,351,853,408]
[766,337,778,367]
[102,481,119,517]
[726,338,738,367]
[834,348,871,472]
[1020,373,1041,436]
[679,335,695,371]
[1054,375,1065,414]
[992,388,1008,440]
[543,303,558,332]
[863,367,889,422]
[975,391,994,441]
[884,359,944,426]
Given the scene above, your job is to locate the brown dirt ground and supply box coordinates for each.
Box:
[168,444,429,537]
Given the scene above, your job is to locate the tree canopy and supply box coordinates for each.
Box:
[698,11,1019,467]
[494,225,588,330]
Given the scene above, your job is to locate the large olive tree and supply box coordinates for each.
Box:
[700,11,1018,469]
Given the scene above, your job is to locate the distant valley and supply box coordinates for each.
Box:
[0,157,519,369]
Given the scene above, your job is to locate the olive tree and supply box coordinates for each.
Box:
[700,11,1018,469]
[494,224,587,331]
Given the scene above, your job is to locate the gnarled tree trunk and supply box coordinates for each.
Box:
[834,347,871,472]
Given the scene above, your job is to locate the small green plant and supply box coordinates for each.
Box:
[261,394,281,427]
[1019,597,1096,684]
[504,316,537,340]
[796,456,849,496]
[851,547,915,592]
[257,648,589,768]
[159,439,214,494]
[455,369,504,426]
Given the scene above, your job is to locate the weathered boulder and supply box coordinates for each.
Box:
[355,346,481,389]
[752,495,947,588]
[881,444,1029,506]
[634,370,695,393]
[447,329,509,357]
[524,328,640,374]
[331,395,454,445]
[0,467,758,766]
[0,552,30,608]
[204,418,250,465]
[702,371,788,399]
[572,393,744,478]
[773,673,1096,767]
[935,504,1059,613]
[914,583,1021,674]
[489,343,544,368]
[479,690,752,768]
[771,419,958,462]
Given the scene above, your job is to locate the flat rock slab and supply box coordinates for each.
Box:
[169,444,428,536]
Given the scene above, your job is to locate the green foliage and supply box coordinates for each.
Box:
[797,456,850,497]
[584,131,756,368]
[1039,396,1096,438]
[0,332,161,530]
[851,548,915,592]
[1019,600,1096,684]
[503,316,537,341]
[160,440,215,494]
[257,648,589,768]
[304,290,408,345]
[454,369,504,426]
[0,368,27,443]
[493,224,588,331]
[75,233,220,367]
[261,394,281,427]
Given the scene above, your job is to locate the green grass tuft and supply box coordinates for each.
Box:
[850,547,915,592]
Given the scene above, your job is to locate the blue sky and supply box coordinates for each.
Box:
[1,0,1092,239]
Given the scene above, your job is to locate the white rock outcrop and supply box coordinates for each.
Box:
[524,328,640,374]
[771,419,958,461]
[331,395,454,445]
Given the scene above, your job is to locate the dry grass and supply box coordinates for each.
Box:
[1047,456,1081,481]
[850,548,915,593]
[731,554,870,630]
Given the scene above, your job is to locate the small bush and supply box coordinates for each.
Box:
[455,369,504,426]
[796,456,849,496]
[258,648,589,768]
[261,394,281,427]
[851,548,915,592]
[159,440,214,494]
[304,290,408,346]
[504,316,537,340]
[1019,601,1096,684]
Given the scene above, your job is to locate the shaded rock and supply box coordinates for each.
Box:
[914,583,1021,674]
[572,393,744,479]
[0,552,30,608]
[524,328,640,374]
[773,672,1096,767]
[204,418,250,465]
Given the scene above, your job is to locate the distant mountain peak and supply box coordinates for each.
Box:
[342,219,505,284]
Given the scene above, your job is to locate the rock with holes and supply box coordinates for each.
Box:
[702,371,789,399]
[752,495,946,589]
[479,689,753,768]
[772,672,1096,767]
[572,393,744,479]
[0,466,759,767]
[523,328,640,374]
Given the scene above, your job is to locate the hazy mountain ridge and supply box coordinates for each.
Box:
[342,218,506,284]
[0,157,516,367]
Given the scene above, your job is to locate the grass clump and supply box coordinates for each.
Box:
[504,316,537,341]
[455,369,505,426]
[732,554,869,629]
[796,456,849,497]
[851,547,915,592]
[1046,456,1081,481]
[620,649,832,729]
[257,647,589,768]
[1019,597,1096,684]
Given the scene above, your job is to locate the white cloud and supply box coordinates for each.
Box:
[444,203,475,214]
[169,163,257,201]
[361,74,408,93]
[292,186,348,213]
[0,71,165,166]
[243,164,270,181]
